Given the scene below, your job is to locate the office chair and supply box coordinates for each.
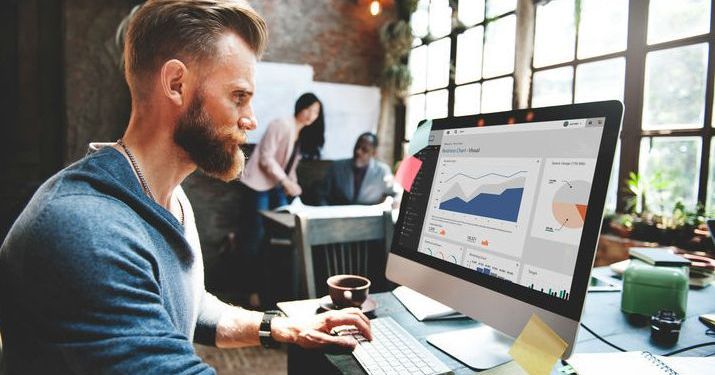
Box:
[294,210,394,299]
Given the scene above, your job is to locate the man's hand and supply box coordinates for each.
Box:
[281,179,302,197]
[271,308,372,350]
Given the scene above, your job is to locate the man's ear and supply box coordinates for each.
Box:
[160,59,188,106]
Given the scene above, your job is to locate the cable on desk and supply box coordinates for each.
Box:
[579,322,627,352]
[580,322,715,356]
[661,342,715,356]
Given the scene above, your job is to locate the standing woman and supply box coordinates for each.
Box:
[239,93,323,307]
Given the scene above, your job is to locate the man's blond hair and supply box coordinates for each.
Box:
[124,0,267,96]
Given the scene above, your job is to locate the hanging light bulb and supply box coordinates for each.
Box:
[369,0,381,16]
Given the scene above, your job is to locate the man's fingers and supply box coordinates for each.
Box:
[317,331,358,349]
[299,330,358,350]
[342,307,370,328]
[325,312,372,340]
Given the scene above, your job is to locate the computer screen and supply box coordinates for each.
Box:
[386,101,622,358]
[416,117,605,300]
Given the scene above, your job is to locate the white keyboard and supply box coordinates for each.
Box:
[348,316,452,375]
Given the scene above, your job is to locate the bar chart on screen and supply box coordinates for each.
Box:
[519,264,573,300]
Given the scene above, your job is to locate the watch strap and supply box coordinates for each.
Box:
[259,310,284,348]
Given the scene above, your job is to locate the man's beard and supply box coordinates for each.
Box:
[174,93,246,182]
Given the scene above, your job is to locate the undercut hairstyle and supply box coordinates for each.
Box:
[123,0,267,96]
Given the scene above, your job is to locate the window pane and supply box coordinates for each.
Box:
[427,38,451,90]
[532,66,573,108]
[459,0,484,27]
[486,0,516,18]
[483,14,515,78]
[605,140,621,214]
[456,26,484,84]
[454,83,481,116]
[406,94,426,140]
[643,44,707,130]
[708,140,715,212]
[429,0,453,39]
[426,89,449,119]
[534,0,575,68]
[408,45,427,94]
[639,137,701,213]
[481,77,513,113]
[648,0,710,45]
[575,57,626,103]
[411,0,430,38]
[578,0,628,59]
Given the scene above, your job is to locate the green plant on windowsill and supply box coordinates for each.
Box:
[605,172,710,251]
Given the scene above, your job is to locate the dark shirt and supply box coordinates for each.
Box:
[352,164,368,201]
[320,158,397,206]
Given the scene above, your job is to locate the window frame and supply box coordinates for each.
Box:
[401,0,715,213]
[403,1,517,144]
[617,0,715,213]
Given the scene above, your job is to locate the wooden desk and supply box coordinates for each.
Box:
[282,267,715,374]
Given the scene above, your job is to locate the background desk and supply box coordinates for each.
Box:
[283,267,715,374]
[260,209,398,304]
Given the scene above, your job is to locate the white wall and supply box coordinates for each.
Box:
[251,62,381,160]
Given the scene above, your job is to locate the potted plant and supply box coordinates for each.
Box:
[606,171,710,251]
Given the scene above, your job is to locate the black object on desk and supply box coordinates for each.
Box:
[283,267,715,375]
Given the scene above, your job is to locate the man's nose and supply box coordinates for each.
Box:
[238,106,257,131]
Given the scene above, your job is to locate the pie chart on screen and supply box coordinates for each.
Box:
[551,180,590,229]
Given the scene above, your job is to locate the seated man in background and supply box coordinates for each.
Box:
[320,132,398,206]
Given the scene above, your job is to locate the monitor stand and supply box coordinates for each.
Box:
[426,325,514,370]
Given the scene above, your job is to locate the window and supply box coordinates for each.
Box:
[636,0,713,215]
[402,0,715,215]
[531,0,628,107]
[406,0,517,145]
[405,0,452,140]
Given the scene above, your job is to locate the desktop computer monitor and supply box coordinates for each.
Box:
[386,101,623,368]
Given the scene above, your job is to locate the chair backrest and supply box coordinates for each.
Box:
[294,211,394,298]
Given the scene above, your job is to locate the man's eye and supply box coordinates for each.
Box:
[234,92,249,105]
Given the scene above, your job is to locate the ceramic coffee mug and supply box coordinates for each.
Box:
[326,274,371,308]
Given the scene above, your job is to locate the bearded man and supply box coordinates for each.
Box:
[0,1,370,374]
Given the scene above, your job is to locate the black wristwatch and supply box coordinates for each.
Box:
[259,310,284,348]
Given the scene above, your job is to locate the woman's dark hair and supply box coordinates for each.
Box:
[295,92,325,160]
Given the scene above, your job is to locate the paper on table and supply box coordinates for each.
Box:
[408,119,433,156]
[508,314,568,375]
[392,286,465,321]
[394,156,423,192]
[274,197,392,219]
[567,352,715,375]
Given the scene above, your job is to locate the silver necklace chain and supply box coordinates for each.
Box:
[116,138,184,226]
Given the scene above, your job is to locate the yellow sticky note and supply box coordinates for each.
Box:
[480,361,528,375]
[508,314,568,375]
